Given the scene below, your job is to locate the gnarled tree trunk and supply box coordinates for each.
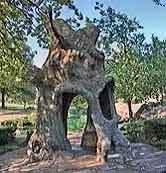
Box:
[27,87,71,161]
[62,92,76,136]
[28,10,132,163]
[81,105,97,150]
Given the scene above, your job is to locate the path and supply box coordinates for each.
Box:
[0,107,33,122]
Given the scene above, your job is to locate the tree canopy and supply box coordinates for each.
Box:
[91,2,166,118]
[0,0,166,117]
[0,0,84,108]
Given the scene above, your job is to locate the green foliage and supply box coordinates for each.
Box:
[106,50,145,103]
[17,117,33,129]
[70,96,88,115]
[144,118,166,141]
[0,114,36,130]
[92,3,148,117]
[0,126,16,145]
[0,0,84,108]
[93,2,143,56]
[68,115,86,132]
[0,115,35,146]
[68,96,87,132]
[4,0,83,48]
[142,36,166,101]
[27,112,37,126]
[0,1,35,108]
[9,85,36,109]
[0,45,34,106]
[92,3,166,118]
[144,118,166,150]
[0,119,18,129]
[122,118,166,150]
[122,120,145,143]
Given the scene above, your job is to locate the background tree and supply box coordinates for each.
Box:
[0,0,83,108]
[92,2,143,56]
[0,42,34,109]
[9,84,36,110]
[143,35,166,103]
[106,50,146,119]
[92,2,146,118]
[153,0,165,6]
[3,0,83,48]
[0,1,35,108]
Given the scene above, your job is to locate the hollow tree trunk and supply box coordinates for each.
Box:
[127,99,133,119]
[91,95,132,163]
[27,87,71,161]
[81,105,97,150]
[27,15,132,163]
[87,81,132,163]
[1,88,6,109]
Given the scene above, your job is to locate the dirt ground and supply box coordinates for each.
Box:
[0,133,166,173]
[115,102,142,120]
[0,103,166,172]
[0,110,30,123]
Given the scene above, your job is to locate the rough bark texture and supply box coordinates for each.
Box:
[1,89,5,109]
[81,106,97,150]
[28,13,133,162]
[128,99,133,119]
[62,92,76,136]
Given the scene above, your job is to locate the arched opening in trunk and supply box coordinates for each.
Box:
[62,92,97,150]
[99,79,116,120]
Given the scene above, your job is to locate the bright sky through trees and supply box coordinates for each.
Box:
[29,0,166,67]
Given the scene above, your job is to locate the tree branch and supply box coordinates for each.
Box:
[47,6,66,48]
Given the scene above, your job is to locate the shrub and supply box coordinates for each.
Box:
[68,114,86,132]
[122,118,166,150]
[152,139,166,150]
[0,126,16,145]
[122,120,145,143]
[0,119,18,129]
[144,118,166,150]
[17,117,34,129]
[0,115,35,146]
[0,112,36,130]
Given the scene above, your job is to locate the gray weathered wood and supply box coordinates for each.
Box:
[27,13,132,162]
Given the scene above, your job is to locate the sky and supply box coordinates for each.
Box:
[29,0,166,67]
